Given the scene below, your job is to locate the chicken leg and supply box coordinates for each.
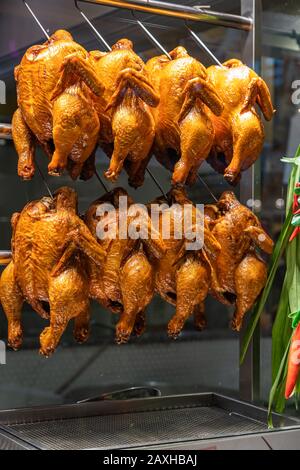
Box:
[168,257,210,338]
[232,253,267,331]
[12,108,36,180]
[40,264,90,357]
[0,262,24,350]
[116,251,154,344]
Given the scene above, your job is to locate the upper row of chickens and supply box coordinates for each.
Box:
[11,29,275,187]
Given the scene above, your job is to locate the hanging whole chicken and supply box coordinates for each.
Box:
[145,47,223,185]
[149,186,221,338]
[90,39,159,187]
[85,188,165,343]
[206,59,275,185]
[205,191,274,331]
[12,30,103,180]
[0,187,105,356]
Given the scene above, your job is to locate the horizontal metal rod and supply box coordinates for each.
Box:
[0,251,12,266]
[0,123,12,140]
[80,0,252,31]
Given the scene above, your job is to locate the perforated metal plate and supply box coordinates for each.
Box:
[0,394,297,450]
[6,406,266,450]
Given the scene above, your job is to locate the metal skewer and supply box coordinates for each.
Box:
[75,0,112,51]
[185,22,224,68]
[131,11,171,59]
[95,170,109,192]
[23,0,50,40]
[36,163,54,200]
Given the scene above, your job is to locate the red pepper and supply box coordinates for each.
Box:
[285,323,300,399]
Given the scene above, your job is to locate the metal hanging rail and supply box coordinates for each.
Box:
[80,0,252,31]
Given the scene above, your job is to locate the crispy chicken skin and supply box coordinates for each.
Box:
[206,59,275,185]
[0,187,106,356]
[150,186,221,338]
[145,47,223,186]
[13,30,103,180]
[85,188,165,344]
[206,191,274,331]
[90,39,159,187]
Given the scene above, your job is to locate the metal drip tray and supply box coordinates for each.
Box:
[0,393,298,450]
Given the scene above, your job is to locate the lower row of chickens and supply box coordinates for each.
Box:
[0,187,274,356]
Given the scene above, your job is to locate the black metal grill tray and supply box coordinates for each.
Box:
[0,393,298,450]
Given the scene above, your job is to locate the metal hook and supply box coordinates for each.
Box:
[75,0,111,51]
[131,10,171,59]
[185,20,224,68]
[22,0,110,195]
[95,169,109,192]
[23,0,50,40]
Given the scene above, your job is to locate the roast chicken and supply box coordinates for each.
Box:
[145,47,223,185]
[90,39,159,187]
[150,186,221,338]
[205,191,274,331]
[85,188,165,343]
[0,187,106,356]
[206,59,275,185]
[13,30,103,180]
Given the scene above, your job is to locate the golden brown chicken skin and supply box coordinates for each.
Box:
[0,187,106,356]
[13,30,103,180]
[90,39,159,187]
[150,186,221,338]
[206,191,274,331]
[145,47,223,186]
[85,188,165,344]
[206,59,275,185]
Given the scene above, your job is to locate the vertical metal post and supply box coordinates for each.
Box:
[239,0,262,403]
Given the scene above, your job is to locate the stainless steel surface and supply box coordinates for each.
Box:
[0,430,36,450]
[80,0,253,31]
[239,0,262,403]
[0,393,297,450]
